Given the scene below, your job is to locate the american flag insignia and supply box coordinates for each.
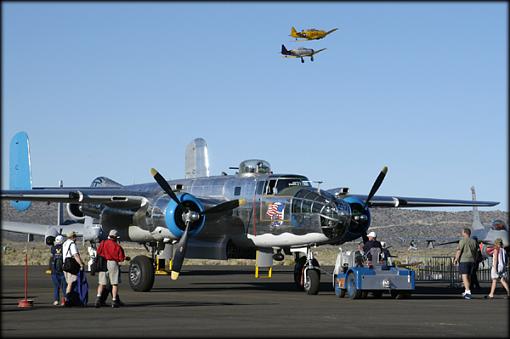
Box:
[266,202,285,227]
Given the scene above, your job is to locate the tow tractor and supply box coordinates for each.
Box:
[333,247,415,299]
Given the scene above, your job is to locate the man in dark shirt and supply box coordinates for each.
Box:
[362,231,382,266]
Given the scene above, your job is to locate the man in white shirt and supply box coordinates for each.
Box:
[62,231,85,306]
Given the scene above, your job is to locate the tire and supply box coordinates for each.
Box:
[346,273,362,299]
[294,257,319,291]
[129,256,155,292]
[304,269,320,295]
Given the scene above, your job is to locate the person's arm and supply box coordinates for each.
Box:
[71,243,85,268]
[453,244,461,264]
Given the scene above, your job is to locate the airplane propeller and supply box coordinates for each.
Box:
[150,168,245,280]
[361,166,388,239]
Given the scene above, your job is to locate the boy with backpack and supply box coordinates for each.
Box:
[50,235,66,306]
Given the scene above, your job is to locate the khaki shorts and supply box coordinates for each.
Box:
[99,260,120,285]
[64,272,77,284]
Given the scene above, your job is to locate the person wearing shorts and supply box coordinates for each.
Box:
[95,229,126,308]
[453,228,478,299]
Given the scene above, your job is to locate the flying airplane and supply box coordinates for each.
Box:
[1,132,499,295]
[289,26,338,41]
[281,44,326,63]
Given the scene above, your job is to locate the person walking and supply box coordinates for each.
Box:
[62,231,85,307]
[95,229,126,308]
[453,228,478,299]
[50,235,66,306]
[470,236,483,291]
[485,238,510,299]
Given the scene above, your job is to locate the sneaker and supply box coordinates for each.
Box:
[61,298,66,306]
[112,299,120,308]
[463,294,471,300]
[484,295,494,299]
[52,300,59,306]
[94,298,101,308]
[461,291,467,296]
[63,300,72,307]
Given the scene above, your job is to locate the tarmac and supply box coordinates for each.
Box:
[2,265,509,337]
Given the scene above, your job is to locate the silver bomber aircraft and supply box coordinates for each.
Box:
[281,44,326,63]
[1,132,499,294]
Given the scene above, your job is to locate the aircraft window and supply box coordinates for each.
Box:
[302,199,312,213]
[256,181,266,195]
[267,180,277,195]
[234,186,241,196]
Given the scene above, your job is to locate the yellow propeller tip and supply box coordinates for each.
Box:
[150,168,158,176]
[171,271,180,280]
[239,198,247,206]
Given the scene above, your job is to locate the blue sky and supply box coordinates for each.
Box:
[2,2,508,211]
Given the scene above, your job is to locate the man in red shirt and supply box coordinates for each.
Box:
[95,229,126,308]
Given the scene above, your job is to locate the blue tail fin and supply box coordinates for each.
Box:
[9,131,32,211]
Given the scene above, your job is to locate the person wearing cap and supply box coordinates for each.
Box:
[62,231,85,306]
[95,229,126,308]
[50,235,67,306]
[362,231,382,266]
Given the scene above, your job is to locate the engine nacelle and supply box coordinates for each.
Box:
[66,203,85,221]
[343,196,371,236]
[151,193,205,239]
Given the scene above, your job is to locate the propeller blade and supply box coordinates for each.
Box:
[170,223,190,280]
[365,166,388,207]
[151,168,181,206]
[202,198,246,216]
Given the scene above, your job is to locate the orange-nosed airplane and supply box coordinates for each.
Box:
[290,26,338,41]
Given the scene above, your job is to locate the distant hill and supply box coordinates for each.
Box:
[2,201,507,248]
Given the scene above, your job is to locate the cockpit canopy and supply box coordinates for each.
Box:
[238,159,271,177]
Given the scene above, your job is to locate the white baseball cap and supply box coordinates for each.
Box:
[55,235,64,245]
[367,231,377,238]
[109,229,119,238]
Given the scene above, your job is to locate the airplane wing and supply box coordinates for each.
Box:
[326,191,499,208]
[2,187,150,209]
[313,48,327,55]
[2,220,84,237]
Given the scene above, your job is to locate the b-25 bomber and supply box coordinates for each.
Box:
[1,132,499,295]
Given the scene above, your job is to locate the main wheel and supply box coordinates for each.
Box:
[129,255,155,292]
[304,269,320,295]
[346,273,362,299]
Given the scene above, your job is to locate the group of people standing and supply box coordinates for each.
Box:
[49,229,127,308]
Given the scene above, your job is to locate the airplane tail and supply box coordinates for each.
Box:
[9,131,32,211]
[326,28,339,35]
[290,26,298,38]
[471,186,484,231]
[185,138,210,179]
[281,44,291,55]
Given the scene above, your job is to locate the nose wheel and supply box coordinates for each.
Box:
[293,246,321,295]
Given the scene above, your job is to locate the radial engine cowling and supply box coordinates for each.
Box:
[343,196,371,235]
[151,193,205,239]
[66,203,85,221]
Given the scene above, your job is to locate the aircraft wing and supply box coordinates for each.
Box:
[1,220,84,237]
[1,188,150,210]
[313,48,327,55]
[326,191,499,208]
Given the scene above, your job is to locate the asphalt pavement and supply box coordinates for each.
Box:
[2,265,509,337]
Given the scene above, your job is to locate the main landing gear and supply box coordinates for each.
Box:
[300,57,304,63]
[128,243,157,292]
[293,246,321,295]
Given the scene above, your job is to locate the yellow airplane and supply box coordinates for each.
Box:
[290,26,338,41]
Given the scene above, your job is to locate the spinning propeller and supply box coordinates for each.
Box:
[151,168,245,280]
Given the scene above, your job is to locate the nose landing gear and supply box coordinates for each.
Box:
[292,246,321,295]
